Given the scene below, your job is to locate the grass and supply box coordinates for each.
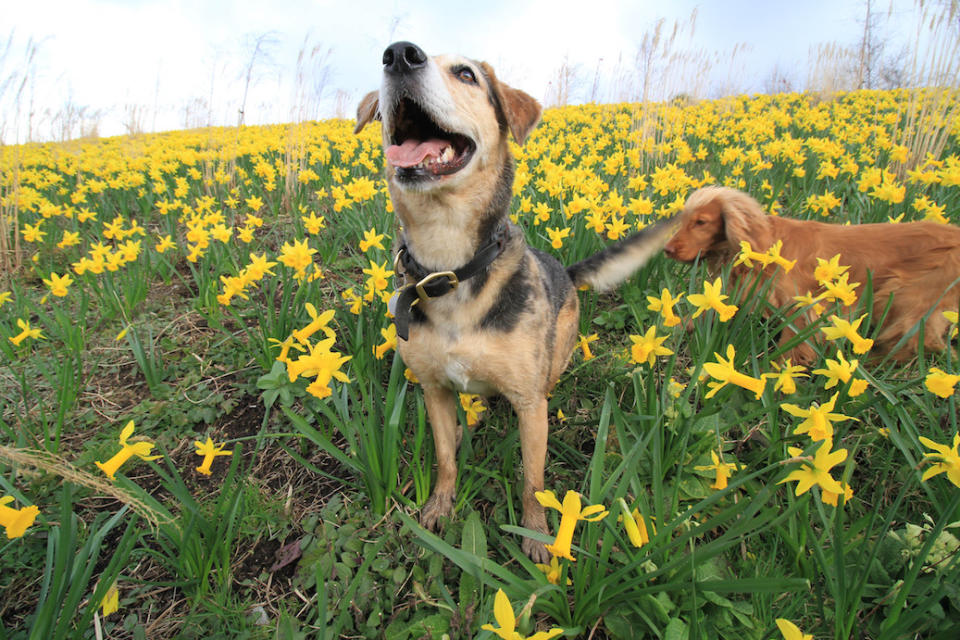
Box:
[1,88,959,639]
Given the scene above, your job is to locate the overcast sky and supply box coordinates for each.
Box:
[1,0,929,141]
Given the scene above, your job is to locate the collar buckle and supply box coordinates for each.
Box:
[415,271,458,303]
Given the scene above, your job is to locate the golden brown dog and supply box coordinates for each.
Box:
[665,186,960,363]
[355,41,672,561]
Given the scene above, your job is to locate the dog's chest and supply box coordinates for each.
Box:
[398,311,502,396]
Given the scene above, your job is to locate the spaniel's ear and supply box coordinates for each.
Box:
[354,91,380,134]
[719,190,775,249]
[480,62,541,144]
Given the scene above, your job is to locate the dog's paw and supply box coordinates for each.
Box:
[521,536,552,564]
[520,511,551,563]
[784,343,816,367]
[420,492,454,531]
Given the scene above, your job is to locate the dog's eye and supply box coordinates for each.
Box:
[454,66,477,84]
[694,219,708,226]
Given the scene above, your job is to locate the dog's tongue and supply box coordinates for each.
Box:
[385,138,447,168]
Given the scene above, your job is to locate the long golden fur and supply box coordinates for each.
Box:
[665,186,960,363]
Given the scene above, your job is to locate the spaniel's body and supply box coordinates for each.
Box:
[665,186,960,363]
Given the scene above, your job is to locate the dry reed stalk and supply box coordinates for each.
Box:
[893,0,960,175]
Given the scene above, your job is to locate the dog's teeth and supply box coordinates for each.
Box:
[440,146,454,163]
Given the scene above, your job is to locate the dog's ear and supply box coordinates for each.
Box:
[480,62,541,145]
[354,91,380,134]
[718,189,775,249]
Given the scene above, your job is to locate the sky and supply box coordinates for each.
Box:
[0,0,930,142]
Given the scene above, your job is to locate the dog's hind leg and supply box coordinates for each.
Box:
[515,396,551,564]
[421,384,459,531]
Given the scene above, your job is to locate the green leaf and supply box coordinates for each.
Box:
[664,617,689,640]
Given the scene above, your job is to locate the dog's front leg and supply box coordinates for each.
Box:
[515,396,551,564]
[421,384,459,530]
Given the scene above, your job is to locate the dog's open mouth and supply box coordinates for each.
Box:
[385,98,475,180]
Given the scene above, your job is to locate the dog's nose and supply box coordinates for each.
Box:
[383,41,427,75]
[664,244,677,258]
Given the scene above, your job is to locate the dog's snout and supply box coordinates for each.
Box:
[383,41,427,74]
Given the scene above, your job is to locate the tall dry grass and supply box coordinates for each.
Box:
[893,0,960,173]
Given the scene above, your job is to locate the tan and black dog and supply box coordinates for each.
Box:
[355,41,672,561]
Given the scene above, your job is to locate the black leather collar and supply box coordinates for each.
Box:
[390,224,510,340]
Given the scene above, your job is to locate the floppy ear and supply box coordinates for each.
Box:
[480,62,541,145]
[718,189,775,250]
[354,91,380,134]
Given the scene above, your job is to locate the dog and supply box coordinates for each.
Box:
[355,41,673,561]
[664,186,960,363]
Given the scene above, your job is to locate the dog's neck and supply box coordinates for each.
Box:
[391,155,515,271]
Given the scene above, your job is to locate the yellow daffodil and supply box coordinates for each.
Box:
[194,438,233,476]
[534,555,570,586]
[776,618,813,640]
[733,240,773,269]
[155,234,177,253]
[821,314,873,354]
[0,496,40,539]
[341,287,363,315]
[481,588,564,640]
[302,210,326,235]
[535,489,608,562]
[101,581,120,616]
[0,291,10,308]
[813,254,849,285]
[359,227,386,252]
[918,433,960,488]
[578,333,598,360]
[292,303,336,345]
[695,450,739,490]
[22,222,46,242]
[629,326,673,366]
[688,278,738,322]
[646,288,684,327]
[618,499,654,548]
[269,335,304,364]
[58,230,81,249]
[822,480,854,507]
[286,337,352,399]
[606,216,630,240]
[459,393,487,426]
[245,253,277,281]
[820,274,860,307]
[765,360,807,395]
[362,260,394,303]
[9,318,44,346]
[780,392,854,442]
[944,310,958,339]
[778,441,847,496]
[765,240,796,272]
[95,421,161,480]
[812,351,859,389]
[277,238,317,276]
[373,323,397,360]
[702,344,766,399]
[925,367,960,398]
[545,226,571,249]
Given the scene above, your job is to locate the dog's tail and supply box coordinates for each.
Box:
[567,218,676,291]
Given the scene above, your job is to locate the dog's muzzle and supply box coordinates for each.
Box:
[380,41,476,183]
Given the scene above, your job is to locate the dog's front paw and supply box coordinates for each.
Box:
[521,535,552,564]
[520,512,551,563]
[420,492,454,531]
